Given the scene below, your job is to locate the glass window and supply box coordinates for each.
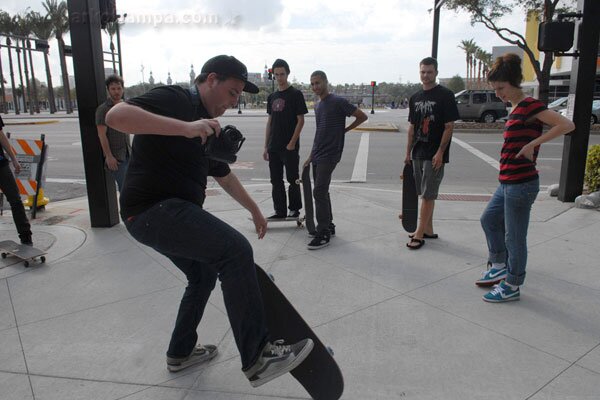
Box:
[490,93,503,103]
[472,93,487,104]
[456,94,469,104]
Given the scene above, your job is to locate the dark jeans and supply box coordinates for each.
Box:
[124,198,269,369]
[312,162,336,234]
[268,149,302,215]
[0,164,32,242]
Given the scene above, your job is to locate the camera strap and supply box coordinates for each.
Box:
[188,86,203,120]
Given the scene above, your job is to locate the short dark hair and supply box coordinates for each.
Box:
[272,59,290,74]
[310,70,328,82]
[487,53,523,88]
[105,74,124,88]
[419,57,438,71]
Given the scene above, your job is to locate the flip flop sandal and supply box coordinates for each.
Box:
[406,238,425,250]
[409,233,438,239]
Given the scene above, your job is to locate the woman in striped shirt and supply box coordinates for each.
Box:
[476,53,575,303]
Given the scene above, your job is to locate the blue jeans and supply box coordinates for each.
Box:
[124,198,268,369]
[110,156,129,192]
[480,178,539,286]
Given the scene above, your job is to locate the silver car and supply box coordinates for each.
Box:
[559,99,600,124]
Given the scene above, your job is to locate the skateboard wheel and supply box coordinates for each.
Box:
[327,346,334,356]
[40,256,46,263]
[24,261,30,268]
[1,253,6,259]
[267,273,275,282]
[296,221,302,227]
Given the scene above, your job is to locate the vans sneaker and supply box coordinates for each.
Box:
[245,339,313,388]
[288,210,300,218]
[483,281,520,303]
[307,233,330,250]
[167,344,218,372]
[475,263,507,286]
[308,224,335,238]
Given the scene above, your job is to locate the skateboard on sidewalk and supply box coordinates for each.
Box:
[251,216,305,228]
[296,164,316,235]
[400,163,418,233]
[0,240,46,268]
[255,264,344,400]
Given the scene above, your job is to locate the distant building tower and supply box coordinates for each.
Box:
[190,64,195,86]
[148,71,155,85]
[262,63,268,82]
[167,72,172,85]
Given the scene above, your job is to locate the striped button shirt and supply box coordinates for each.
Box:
[499,97,547,184]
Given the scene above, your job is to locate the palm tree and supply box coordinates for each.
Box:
[104,20,123,74]
[43,0,72,113]
[474,48,487,87]
[11,16,29,113]
[481,51,493,81]
[28,10,56,113]
[0,10,12,113]
[458,39,478,89]
[13,13,38,114]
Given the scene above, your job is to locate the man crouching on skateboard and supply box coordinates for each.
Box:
[106,55,313,387]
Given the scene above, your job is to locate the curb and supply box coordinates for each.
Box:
[4,120,60,126]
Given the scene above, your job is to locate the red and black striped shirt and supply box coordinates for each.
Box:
[499,97,547,184]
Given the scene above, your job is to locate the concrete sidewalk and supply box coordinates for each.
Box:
[1,183,600,400]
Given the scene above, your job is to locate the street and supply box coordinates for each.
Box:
[4,108,599,202]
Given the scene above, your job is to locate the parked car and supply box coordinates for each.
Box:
[559,99,600,124]
[455,90,508,123]
[548,96,568,111]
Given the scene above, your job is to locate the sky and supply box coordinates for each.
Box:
[0,0,529,87]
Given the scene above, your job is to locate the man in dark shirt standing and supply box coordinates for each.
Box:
[405,57,459,250]
[95,75,131,191]
[106,55,313,387]
[305,70,367,250]
[263,59,308,219]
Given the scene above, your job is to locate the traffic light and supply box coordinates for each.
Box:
[370,81,376,87]
[268,68,273,80]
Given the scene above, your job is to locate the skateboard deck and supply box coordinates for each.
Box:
[255,264,344,400]
[400,163,418,233]
[0,240,46,268]
[254,216,305,228]
[297,165,316,235]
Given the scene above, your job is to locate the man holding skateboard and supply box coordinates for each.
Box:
[264,59,308,220]
[305,70,367,249]
[405,57,459,250]
[106,55,313,387]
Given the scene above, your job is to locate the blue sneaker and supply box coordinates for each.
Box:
[475,264,507,287]
[483,281,520,303]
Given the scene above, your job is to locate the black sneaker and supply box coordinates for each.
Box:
[244,339,313,387]
[307,233,330,250]
[308,223,335,238]
[288,210,300,218]
[166,344,218,372]
[267,214,286,220]
[20,236,33,246]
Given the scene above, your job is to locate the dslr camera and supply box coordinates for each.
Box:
[204,125,246,164]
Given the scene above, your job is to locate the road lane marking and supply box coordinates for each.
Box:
[452,137,499,171]
[350,132,370,182]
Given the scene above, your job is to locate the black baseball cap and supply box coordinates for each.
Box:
[201,55,259,94]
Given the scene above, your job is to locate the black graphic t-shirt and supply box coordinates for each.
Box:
[408,85,459,163]
[266,86,308,152]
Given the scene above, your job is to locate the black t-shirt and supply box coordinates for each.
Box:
[0,115,7,167]
[266,86,308,152]
[120,85,230,219]
[408,85,459,163]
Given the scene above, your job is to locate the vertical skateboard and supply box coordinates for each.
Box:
[255,264,344,400]
[400,163,418,233]
[297,164,316,235]
[0,240,46,268]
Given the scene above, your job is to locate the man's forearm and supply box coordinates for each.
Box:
[97,126,114,158]
[215,173,261,215]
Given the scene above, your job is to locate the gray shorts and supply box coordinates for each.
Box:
[413,159,444,200]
